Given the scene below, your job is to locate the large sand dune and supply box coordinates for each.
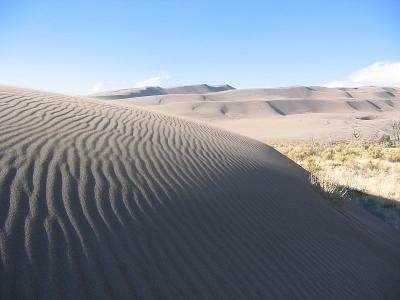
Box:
[94,85,400,141]
[1,86,400,299]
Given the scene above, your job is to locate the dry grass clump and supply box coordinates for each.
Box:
[271,138,400,228]
[272,140,400,201]
[309,173,348,208]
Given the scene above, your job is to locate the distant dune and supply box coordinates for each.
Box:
[92,85,400,141]
[1,86,400,299]
[91,83,235,99]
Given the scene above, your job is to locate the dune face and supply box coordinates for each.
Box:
[1,86,400,299]
[94,86,400,141]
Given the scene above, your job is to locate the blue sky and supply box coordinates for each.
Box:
[1,0,399,94]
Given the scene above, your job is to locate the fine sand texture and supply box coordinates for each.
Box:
[95,85,400,142]
[1,86,400,299]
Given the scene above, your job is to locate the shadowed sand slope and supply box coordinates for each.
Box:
[1,86,400,299]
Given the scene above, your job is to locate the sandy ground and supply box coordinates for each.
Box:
[97,85,400,142]
[1,85,400,299]
[216,112,400,142]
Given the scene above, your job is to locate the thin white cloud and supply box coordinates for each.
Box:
[325,61,400,87]
[90,73,171,93]
[135,73,171,88]
[91,81,104,92]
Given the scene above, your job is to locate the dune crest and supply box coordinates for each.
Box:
[1,86,400,299]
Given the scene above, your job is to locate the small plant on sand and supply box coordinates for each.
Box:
[303,157,320,173]
[309,174,348,207]
[321,148,334,160]
[378,134,393,147]
[352,129,361,140]
[368,147,383,159]
[301,149,348,207]
[391,121,400,143]
[387,149,400,162]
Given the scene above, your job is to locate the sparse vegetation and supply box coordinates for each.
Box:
[392,121,400,142]
[270,136,400,229]
[309,173,348,208]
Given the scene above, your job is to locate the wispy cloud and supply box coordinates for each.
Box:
[135,73,171,88]
[90,73,171,93]
[325,62,400,87]
[91,82,104,92]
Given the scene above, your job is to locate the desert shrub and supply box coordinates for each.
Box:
[368,146,383,159]
[310,174,348,207]
[364,159,379,171]
[342,146,358,156]
[288,144,319,160]
[391,121,400,142]
[321,148,334,160]
[361,143,370,150]
[387,149,400,162]
[378,134,392,147]
[352,129,361,140]
[335,152,348,162]
[332,142,346,153]
[303,157,320,173]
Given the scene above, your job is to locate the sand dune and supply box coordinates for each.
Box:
[93,85,400,141]
[1,86,400,299]
[115,98,398,120]
[94,85,400,102]
[91,83,234,100]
